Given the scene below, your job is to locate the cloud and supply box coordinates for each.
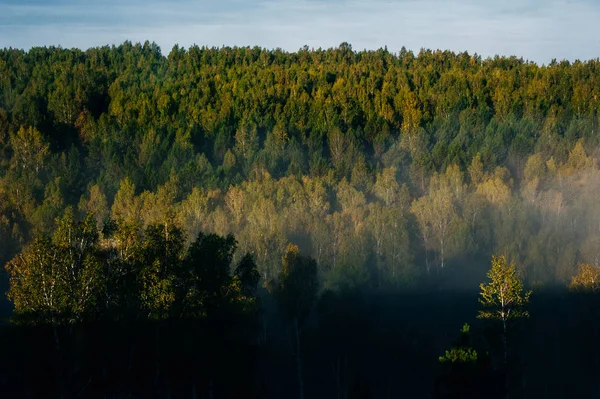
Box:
[0,0,598,64]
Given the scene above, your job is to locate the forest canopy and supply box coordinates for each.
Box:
[1,41,600,292]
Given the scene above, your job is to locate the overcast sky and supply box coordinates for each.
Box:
[0,0,598,65]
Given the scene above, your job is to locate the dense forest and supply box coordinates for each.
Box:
[1,41,600,398]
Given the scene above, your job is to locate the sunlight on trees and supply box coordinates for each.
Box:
[478,255,531,363]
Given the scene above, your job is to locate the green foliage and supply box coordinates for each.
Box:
[268,244,319,325]
[478,255,532,325]
[477,254,531,367]
[5,210,259,324]
[137,223,185,319]
[439,347,478,364]
[6,208,104,324]
[1,42,600,300]
[235,252,260,298]
[9,126,49,176]
[439,323,478,364]
[4,41,600,399]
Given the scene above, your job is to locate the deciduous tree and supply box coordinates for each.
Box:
[478,255,531,363]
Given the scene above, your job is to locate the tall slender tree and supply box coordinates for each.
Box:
[478,255,531,364]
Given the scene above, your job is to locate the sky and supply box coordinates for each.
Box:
[0,0,599,65]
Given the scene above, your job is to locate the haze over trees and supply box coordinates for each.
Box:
[0,41,600,397]
[1,41,599,289]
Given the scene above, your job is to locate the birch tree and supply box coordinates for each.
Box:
[5,208,104,349]
[411,170,459,271]
[478,255,531,363]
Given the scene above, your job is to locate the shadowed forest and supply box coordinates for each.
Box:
[1,42,600,398]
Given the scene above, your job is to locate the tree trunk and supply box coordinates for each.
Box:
[294,318,304,399]
[503,319,509,399]
[503,318,508,364]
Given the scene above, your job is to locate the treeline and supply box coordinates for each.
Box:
[1,42,600,289]
[5,208,260,324]
[1,210,265,397]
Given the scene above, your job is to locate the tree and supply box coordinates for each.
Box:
[234,124,258,173]
[234,252,260,299]
[435,323,498,399]
[5,209,104,347]
[232,253,261,324]
[478,255,531,363]
[411,169,462,272]
[178,187,214,242]
[137,223,185,320]
[267,244,319,399]
[569,263,600,293]
[246,194,285,280]
[372,167,400,206]
[111,177,141,225]
[9,126,49,176]
[78,184,109,231]
[468,153,484,186]
[180,231,237,317]
[328,127,349,176]
[568,263,600,390]
[439,324,478,365]
[367,202,413,287]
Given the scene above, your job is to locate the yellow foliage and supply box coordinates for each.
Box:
[560,140,597,177]
[476,177,511,205]
[569,263,600,292]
